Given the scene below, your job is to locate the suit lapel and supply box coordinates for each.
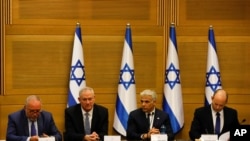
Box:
[21,110,30,136]
[207,107,215,133]
[23,119,30,136]
[153,110,160,127]
[140,109,149,130]
[37,114,44,135]
[221,108,227,133]
[91,105,98,131]
[76,105,84,132]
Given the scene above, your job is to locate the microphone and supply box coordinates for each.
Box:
[241,118,246,124]
[205,128,209,134]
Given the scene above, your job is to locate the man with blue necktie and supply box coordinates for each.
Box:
[6,95,62,141]
[189,89,240,141]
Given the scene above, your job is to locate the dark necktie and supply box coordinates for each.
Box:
[147,113,151,129]
[31,121,36,136]
[215,112,220,135]
[84,113,91,134]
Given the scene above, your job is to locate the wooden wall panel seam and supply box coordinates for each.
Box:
[5,0,11,24]
[157,0,165,26]
[170,0,178,25]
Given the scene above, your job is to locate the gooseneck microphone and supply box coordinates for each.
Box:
[241,118,246,124]
[205,128,209,134]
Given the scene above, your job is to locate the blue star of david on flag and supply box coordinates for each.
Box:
[119,63,135,90]
[206,66,221,91]
[165,63,181,89]
[70,59,85,86]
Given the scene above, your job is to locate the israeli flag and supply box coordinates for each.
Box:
[205,26,222,106]
[163,24,184,134]
[113,24,137,136]
[67,23,86,107]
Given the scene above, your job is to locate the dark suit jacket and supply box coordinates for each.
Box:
[189,105,239,141]
[126,108,174,141]
[64,104,108,141]
[6,109,62,141]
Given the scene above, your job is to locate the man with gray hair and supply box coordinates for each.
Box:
[127,89,174,140]
[64,86,108,141]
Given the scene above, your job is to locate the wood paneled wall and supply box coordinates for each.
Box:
[1,0,250,140]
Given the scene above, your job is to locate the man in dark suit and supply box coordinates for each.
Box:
[6,95,62,141]
[127,89,174,141]
[189,89,240,141]
[64,86,108,141]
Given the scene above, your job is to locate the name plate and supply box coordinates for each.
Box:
[200,134,218,141]
[38,136,55,141]
[151,134,168,141]
[104,135,121,141]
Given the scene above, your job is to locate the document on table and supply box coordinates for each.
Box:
[219,131,229,141]
[38,136,55,141]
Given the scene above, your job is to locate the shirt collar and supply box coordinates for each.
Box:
[81,107,94,116]
[210,105,224,116]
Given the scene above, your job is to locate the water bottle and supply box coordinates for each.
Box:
[160,124,166,134]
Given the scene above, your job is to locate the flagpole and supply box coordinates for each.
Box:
[67,23,86,107]
[113,23,137,136]
[205,25,222,106]
[163,23,184,134]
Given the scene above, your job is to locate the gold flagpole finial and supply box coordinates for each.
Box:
[170,22,175,27]
[76,22,81,27]
[209,25,213,29]
[126,23,131,28]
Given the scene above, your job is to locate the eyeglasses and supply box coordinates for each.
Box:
[27,109,42,114]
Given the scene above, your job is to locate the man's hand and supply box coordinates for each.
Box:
[40,133,49,137]
[147,127,160,138]
[30,136,39,141]
[84,132,100,141]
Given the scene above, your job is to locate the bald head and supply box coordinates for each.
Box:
[211,89,228,112]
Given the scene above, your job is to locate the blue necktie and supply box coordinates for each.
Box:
[215,112,220,135]
[31,121,36,136]
[84,113,91,134]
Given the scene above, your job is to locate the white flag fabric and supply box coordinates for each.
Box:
[113,24,137,136]
[163,24,184,134]
[205,26,222,106]
[67,23,86,107]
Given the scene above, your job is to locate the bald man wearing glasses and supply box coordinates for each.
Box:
[6,95,62,141]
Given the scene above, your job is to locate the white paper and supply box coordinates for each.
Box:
[38,136,55,141]
[218,131,230,141]
[104,135,121,141]
[151,134,168,141]
[200,134,218,141]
